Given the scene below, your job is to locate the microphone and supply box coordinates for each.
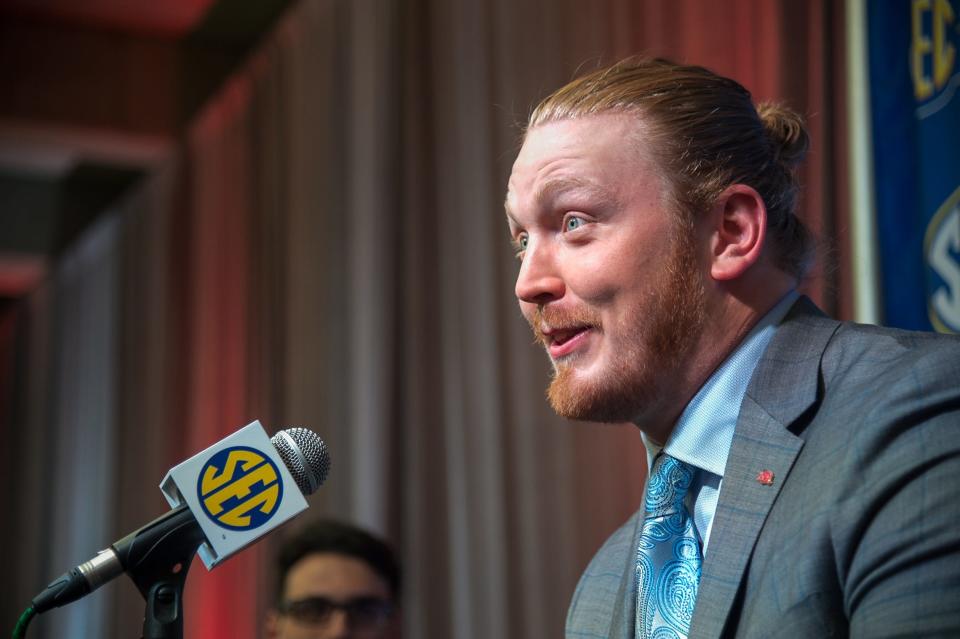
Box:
[30,423,331,615]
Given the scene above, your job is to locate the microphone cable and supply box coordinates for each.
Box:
[12,605,36,639]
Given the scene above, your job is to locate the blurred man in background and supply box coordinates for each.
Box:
[265,520,400,639]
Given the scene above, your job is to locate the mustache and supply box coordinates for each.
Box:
[528,305,602,347]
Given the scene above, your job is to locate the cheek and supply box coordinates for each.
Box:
[572,231,673,302]
[564,257,631,304]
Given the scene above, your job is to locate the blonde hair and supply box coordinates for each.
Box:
[529,57,813,278]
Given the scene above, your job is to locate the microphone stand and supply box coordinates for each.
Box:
[114,505,207,639]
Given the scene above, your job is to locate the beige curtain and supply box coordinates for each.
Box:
[4,1,844,637]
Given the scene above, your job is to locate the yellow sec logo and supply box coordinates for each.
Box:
[197,446,284,530]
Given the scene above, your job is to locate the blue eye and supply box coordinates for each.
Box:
[516,234,528,252]
[565,216,583,231]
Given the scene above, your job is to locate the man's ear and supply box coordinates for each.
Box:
[709,184,767,281]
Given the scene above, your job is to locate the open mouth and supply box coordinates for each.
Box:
[543,325,593,358]
[549,326,590,346]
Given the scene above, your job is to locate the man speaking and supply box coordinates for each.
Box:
[504,57,960,638]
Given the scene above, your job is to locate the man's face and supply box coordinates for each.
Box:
[505,113,706,425]
[266,552,398,639]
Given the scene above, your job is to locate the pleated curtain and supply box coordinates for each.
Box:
[1,1,847,637]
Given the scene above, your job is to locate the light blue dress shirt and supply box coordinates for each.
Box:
[642,290,799,555]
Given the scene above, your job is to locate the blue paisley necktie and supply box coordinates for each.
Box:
[635,453,702,639]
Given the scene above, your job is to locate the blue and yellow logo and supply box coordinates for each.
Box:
[196,446,284,530]
[911,0,956,107]
[926,186,960,333]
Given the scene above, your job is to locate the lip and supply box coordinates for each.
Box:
[545,326,593,359]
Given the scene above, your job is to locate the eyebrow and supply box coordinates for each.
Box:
[535,176,615,205]
[504,176,620,224]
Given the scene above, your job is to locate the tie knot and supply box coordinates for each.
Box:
[644,454,695,515]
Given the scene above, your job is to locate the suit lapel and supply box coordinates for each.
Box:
[689,297,840,638]
[609,511,644,638]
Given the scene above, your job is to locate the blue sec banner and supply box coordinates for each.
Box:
[869,0,960,333]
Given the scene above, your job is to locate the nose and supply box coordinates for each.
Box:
[514,241,565,305]
[320,609,350,639]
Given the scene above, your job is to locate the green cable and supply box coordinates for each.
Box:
[12,606,35,639]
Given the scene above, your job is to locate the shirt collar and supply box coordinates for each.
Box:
[642,290,800,476]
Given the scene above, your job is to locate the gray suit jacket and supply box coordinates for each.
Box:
[566,297,960,638]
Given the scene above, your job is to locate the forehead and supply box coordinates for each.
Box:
[505,114,658,217]
[284,552,391,601]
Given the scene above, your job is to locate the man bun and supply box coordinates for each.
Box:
[757,102,809,170]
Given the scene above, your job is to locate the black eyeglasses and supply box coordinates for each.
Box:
[279,596,394,629]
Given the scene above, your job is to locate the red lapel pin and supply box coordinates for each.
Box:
[756,469,775,486]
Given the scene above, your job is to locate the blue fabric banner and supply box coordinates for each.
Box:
[869,0,960,332]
